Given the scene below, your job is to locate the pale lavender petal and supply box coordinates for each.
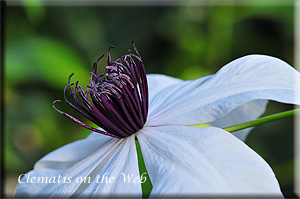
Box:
[137,126,282,196]
[35,132,114,170]
[15,135,141,198]
[146,55,300,126]
[210,99,268,141]
[147,74,183,104]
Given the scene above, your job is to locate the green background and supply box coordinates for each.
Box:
[3,1,297,197]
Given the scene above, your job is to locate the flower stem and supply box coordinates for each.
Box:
[223,109,300,133]
[135,137,153,198]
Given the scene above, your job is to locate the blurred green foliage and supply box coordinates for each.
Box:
[4,2,296,197]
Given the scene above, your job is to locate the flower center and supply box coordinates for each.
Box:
[53,43,148,138]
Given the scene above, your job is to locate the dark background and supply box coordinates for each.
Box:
[3,1,297,198]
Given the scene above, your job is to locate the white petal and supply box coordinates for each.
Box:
[15,135,141,198]
[146,55,300,126]
[137,126,282,196]
[35,132,113,170]
[147,74,183,104]
[78,135,141,197]
[210,99,268,141]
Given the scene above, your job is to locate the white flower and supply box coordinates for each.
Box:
[15,46,300,198]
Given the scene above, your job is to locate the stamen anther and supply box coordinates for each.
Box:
[53,43,148,138]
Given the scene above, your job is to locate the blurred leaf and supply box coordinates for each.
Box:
[5,37,90,88]
[179,65,211,80]
[4,146,24,172]
[21,0,45,25]
[273,160,294,186]
[205,6,235,67]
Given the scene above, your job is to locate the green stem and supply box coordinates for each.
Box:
[223,109,300,133]
[135,137,153,198]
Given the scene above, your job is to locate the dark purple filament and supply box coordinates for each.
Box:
[53,43,148,138]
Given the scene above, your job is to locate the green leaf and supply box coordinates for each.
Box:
[5,37,90,88]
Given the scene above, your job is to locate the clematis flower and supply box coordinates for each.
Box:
[15,43,300,198]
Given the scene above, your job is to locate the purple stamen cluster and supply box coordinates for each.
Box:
[53,43,148,138]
